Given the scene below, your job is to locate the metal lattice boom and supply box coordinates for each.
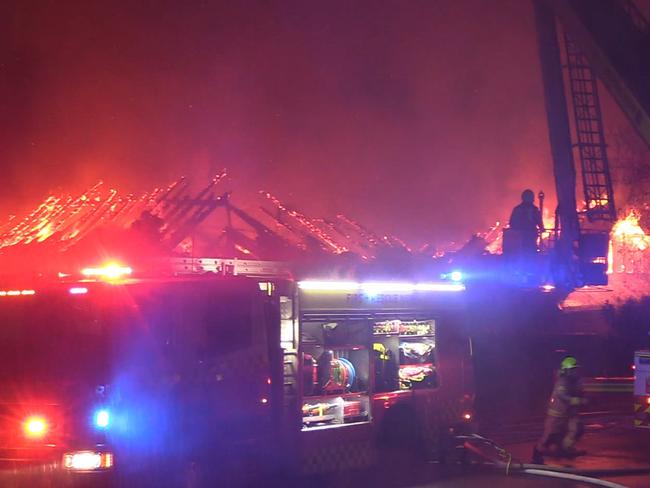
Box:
[563,33,616,222]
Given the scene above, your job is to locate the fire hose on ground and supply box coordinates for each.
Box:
[456,434,650,488]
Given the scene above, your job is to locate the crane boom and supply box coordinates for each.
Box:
[539,0,650,148]
[533,0,581,275]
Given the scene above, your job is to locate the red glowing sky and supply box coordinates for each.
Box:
[2,0,648,247]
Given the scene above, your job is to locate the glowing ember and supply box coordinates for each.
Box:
[0,177,402,268]
[0,178,196,252]
[35,223,54,242]
[483,221,503,254]
[261,191,349,254]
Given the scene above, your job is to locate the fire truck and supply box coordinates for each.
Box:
[0,258,474,484]
[634,350,650,429]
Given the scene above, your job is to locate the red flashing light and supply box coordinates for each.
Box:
[69,287,89,295]
[24,416,48,438]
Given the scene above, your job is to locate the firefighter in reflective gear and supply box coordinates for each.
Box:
[533,357,587,461]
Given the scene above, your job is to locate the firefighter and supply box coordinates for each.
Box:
[532,356,587,462]
[509,189,543,254]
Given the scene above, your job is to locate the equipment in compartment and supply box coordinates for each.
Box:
[302,401,338,417]
[319,353,356,394]
[399,363,436,390]
[373,319,435,337]
[373,342,399,392]
[343,400,361,418]
[373,320,401,335]
[302,397,343,426]
[373,318,437,391]
[399,340,434,363]
[301,394,370,428]
[398,320,434,336]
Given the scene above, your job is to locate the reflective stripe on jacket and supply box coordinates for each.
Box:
[547,372,583,418]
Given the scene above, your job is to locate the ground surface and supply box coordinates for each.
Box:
[492,412,650,488]
[2,412,648,487]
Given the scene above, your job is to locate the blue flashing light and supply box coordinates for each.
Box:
[94,409,110,429]
[450,271,463,282]
[363,289,380,299]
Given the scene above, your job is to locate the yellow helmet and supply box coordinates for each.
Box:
[373,343,389,360]
[561,356,578,370]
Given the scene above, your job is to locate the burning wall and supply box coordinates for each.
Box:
[609,211,650,274]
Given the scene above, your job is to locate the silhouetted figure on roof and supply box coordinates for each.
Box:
[509,189,543,254]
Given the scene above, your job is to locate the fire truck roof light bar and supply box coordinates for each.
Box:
[297,281,465,293]
[81,264,132,280]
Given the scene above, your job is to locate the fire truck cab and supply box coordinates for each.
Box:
[0,259,475,484]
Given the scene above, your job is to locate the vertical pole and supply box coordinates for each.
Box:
[538,191,545,229]
[538,190,546,251]
[533,0,580,282]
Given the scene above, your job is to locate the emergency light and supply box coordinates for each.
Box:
[94,409,110,429]
[63,451,113,471]
[450,271,463,282]
[81,263,132,280]
[297,281,465,293]
[0,289,36,297]
[24,416,48,438]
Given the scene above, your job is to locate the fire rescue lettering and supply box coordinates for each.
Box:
[344,293,409,305]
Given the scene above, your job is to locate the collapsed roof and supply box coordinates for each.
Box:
[0,174,417,278]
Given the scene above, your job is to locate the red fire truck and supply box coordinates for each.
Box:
[0,258,474,484]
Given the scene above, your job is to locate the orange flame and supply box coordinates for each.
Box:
[609,210,650,274]
[611,211,648,250]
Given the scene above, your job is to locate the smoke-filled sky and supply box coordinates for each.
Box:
[1,0,648,247]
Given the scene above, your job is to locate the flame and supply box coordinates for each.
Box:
[609,210,650,274]
[607,239,613,274]
[542,208,554,232]
[612,211,647,250]
[36,223,53,242]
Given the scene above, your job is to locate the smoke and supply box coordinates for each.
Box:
[2,0,558,247]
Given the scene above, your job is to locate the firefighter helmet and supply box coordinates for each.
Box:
[561,356,578,370]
